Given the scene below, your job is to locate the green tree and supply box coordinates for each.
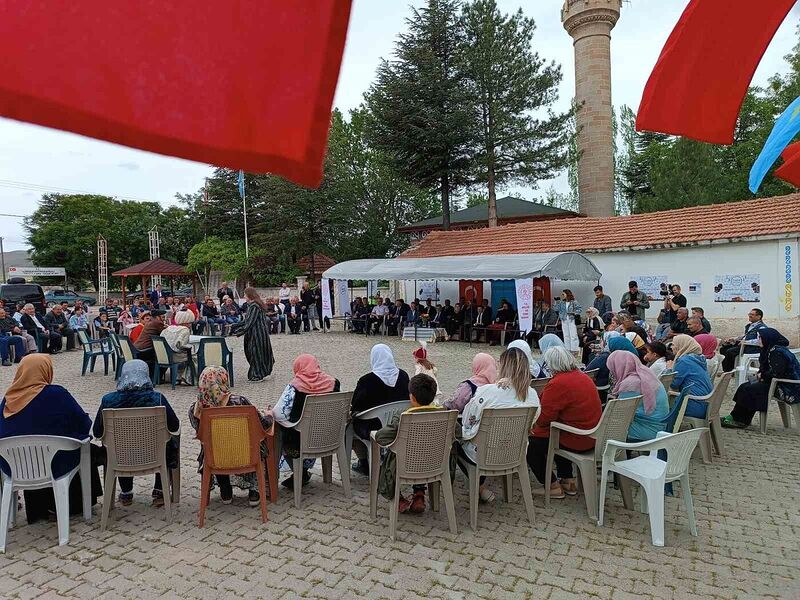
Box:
[366,0,474,229]
[186,237,248,286]
[460,0,570,226]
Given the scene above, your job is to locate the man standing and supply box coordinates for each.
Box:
[593,285,612,319]
[620,281,650,320]
[217,281,234,304]
[0,307,28,364]
[278,282,291,312]
[149,283,164,307]
[719,308,767,372]
[664,284,687,324]
[300,283,318,332]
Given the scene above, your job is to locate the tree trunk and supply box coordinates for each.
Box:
[441,174,451,231]
[487,166,497,228]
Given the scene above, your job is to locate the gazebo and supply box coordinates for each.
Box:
[112,258,195,306]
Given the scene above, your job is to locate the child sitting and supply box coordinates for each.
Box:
[412,342,442,402]
[376,373,441,514]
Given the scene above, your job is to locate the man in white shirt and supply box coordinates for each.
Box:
[278,282,291,312]
[368,301,389,335]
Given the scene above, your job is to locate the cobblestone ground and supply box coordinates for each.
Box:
[0,331,797,599]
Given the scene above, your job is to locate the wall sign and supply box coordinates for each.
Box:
[714,274,760,302]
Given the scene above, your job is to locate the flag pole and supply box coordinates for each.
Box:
[238,170,250,259]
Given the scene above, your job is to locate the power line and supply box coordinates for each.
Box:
[0,178,168,204]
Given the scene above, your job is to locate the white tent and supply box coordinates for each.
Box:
[322,252,601,281]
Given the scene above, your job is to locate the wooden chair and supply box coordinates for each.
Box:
[196,405,273,527]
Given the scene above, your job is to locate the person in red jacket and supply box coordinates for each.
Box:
[527,345,602,499]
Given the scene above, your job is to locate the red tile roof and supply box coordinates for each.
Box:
[112,258,188,277]
[401,195,800,258]
[296,253,337,273]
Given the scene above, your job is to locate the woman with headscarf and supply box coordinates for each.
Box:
[607,350,669,442]
[584,331,619,389]
[508,339,535,377]
[533,334,566,379]
[94,359,180,507]
[722,328,800,429]
[190,366,273,505]
[349,344,409,476]
[670,334,714,419]
[580,307,605,364]
[694,333,721,378]
[272,355,339,489]
[0,354,100,523]
[444,353,497,413]
[230,287,274,381]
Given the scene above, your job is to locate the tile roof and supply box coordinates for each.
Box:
[401,194,800,258]
[296,253,337,273]
[112,258,188,277]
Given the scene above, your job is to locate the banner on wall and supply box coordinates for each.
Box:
[780,241,796,314]
[418,280,439,301]
[714,274,761,302]
[515,279,533,333]
[459,280,483,303]
[687,282,702,296]
[321,278,332,319]
[336,279,349,315]
[631,275,669,301]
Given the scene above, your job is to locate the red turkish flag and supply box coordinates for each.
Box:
[0,1,352,187]
[774,141,800,188]
[637,0,795,145]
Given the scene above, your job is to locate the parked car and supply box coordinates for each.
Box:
[44,289,96,308]
[0,280,47,314]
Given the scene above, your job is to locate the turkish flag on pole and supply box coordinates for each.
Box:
[0,1,352,187]
[636,0,795,145]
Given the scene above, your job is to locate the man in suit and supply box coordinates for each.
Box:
[20,303,61,353]
[405,302,421,329]
[44,305,76,350]
[286,297,304,334]
[480,299,493,325]
[149,283,164,307]
[388,299,407,336]
[719,308,767,372]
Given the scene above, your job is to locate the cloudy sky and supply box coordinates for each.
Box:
[1,1,798,251]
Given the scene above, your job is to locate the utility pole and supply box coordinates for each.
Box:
[0,237,5,282]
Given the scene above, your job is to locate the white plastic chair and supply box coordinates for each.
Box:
[759,376,800,434]
[597,428,706,547]
[456,406,540,531]
[345,400,411,471]
[682,371,733,462]
[0,435,92,552]
[734,343,760,387]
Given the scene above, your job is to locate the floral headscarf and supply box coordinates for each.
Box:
[196,366,231,410]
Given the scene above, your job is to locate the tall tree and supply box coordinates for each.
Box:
[460,0,570,226]
[366,0,473,229]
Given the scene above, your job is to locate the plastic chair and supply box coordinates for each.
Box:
[545,395,641,520]
[597,428,706,547]
[682,371,733,462]
[369,410,458,540]
[759,376,800,434]
[456,406,540,531]
[583,368,599,382]
[76,328,115,376]
[151,336,196,389]
[0,435,92,552]
[280,391,353,509]
[530,377,551,396]
[734,343,760,387]
[99,407,180,530]
[344,400,411,471]
[115,335,138,379]
[196,337,234,387]
[659,371,676,396]
[196,405,273,527]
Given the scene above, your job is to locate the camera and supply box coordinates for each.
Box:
[660,283,677,297]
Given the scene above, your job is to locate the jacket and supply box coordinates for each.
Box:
[671,354,713,398]
[555,300,583,322]
[44,311,70,332]
[593,295,612,317]
[619,291,650,320]
[531,370,601,451]
[20,313,47,335]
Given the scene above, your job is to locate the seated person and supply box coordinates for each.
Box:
[129,311,151,343]
[580,307,605,365]
[460,348,540,503]
[486,299,515,346]
[272,355,339,489]
[350,344,410,476]
[189,366,272,505]
[264,298,285,334]
[694,333,721,378]
[368,300,389,335]
[644,341,672,378]
[527,346,601,499]
[527,301,559,347]
[100,298,123,334]
[387,299,408,336]
[93,312,114,339]
[285,297,304,334]
[133,310,167,365]
[404,302,421,330]
[686,317,705,337]
[530,334,566,379]
[69,306,89,331]
[221,297,241,327]
[201,298,226,335]
[93,360,180,507]
[666,307,690,339]
[691,307,711,333]
[352,297,369,333]
[0,306,29,364]
[718,308,766,372]
[161,309,194,382]
[12,302,25,324]
[444,301,462,337]
[376,373,441,514]
[584,331,620,390]
[20,303,62,353]
[44,305,76,350]
[669,335,713,419]
[0,354,100,522]
[607,350,670,442]
[444,352,497,412]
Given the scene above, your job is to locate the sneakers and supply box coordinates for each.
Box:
[560,478,578,496]
[1,359,11,366]
[720,415,748,429]
[151,493,165,508]
[351,459,369,476]
[410,489,426,514]
[118,492,133,506]
[248,490,260,507]
[479,487,496,504]
[220,489,233,505]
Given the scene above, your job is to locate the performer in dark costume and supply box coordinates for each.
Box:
[231,287,275,381]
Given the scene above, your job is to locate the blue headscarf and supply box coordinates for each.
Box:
[538,334,565,355]
[607,336,639,357]
[101,359,163,409]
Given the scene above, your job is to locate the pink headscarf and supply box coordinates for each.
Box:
[290,354,336,395]
[469,353,497,386]
[693,334,718,359]
[607,350,660,414]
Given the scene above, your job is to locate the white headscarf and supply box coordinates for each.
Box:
[370,344,400,387]
[508,340,535,376]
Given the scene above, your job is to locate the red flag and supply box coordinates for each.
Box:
[775,142,800,188]
[0,1,352,187]
[636,0,794,145]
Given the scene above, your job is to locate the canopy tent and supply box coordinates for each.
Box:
[112,258,195,306]
[322,252,601,282]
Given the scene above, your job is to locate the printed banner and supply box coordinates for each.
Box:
[321,278,332,320]
[780,241,796,314]
[515,279,533,333]
[686,282,702,296]
[8,266,66,277]
[336,279,349,316]
[631,275,669,301]
[418,281,439,301]
[714,274,761,302]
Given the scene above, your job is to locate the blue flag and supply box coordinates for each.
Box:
[750,95,800,193]
[237,169,245,199]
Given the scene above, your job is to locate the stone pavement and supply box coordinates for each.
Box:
[0,331,797,599]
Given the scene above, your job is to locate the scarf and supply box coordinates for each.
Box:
[693,334,718,359]
[102,359,162,408]
[538,333,565,355]
[608,350,659,413]
[469,352,497,386]
[607,336,639,357]
[290,353,336,395]
[756,327,790,367]
[371,344,399,387]
[672,334,702,359]
[196,366,232,411]
[3,353,53,417]
[508,340,535,376]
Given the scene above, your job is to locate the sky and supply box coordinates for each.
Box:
[1,1,799,252]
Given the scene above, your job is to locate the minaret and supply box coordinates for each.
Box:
[562,0,621,217]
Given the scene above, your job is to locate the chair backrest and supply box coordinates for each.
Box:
[392,410,458,481]
[665,392,688,433]
[584,369,599,382]
[197,337,228,372]
[473,406,539,472]
[0,435,82,487]
[197,405,263,471]
[790,348,800,362]
[353,400,411,429]
[530,377,551,396]
[593,395,641,462]
[76,328,90,347]
[659,371,676,394]
[118,336,136,361]
[653,429,706,480]
[151,336,173,365]
[109,332,121,351]
[297,391,353,455]
[703,371,733,421]
[102,407,170,473]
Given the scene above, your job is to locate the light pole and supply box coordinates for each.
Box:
[0,236,5,282]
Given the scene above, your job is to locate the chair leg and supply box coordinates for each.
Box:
[389,479,401,541]
[170,464,181,504]
[618,475,635,511]
[544,438,556,508]
[198,467,211,528]
[710,420,725,456]
[81,355,88,376]
[468,465,479,531]
[575,460,598,520]
[255,463,269,524]
[440,475,458,535]
[778,402,792,428]
[89,355,97,374]
[0,479,14,553]
[53,476,72,546]
[80,445,92,521]
[321,455,332,484]
[597,466,610,527]
[698,430,712,465]
[266,436,279,504]
[516,466,536,526]
[101,468,116,531]
[429,481,440,512]
[369,439,380,520]
[680,475,698,537]
[337,446,352,498]
[503,474,513,503]
[759,411,768,434]
[160,467,172,523]
[293,458,303,509]
[643,478,666,547]
[792,404,800,429]
[102,353,109,376]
